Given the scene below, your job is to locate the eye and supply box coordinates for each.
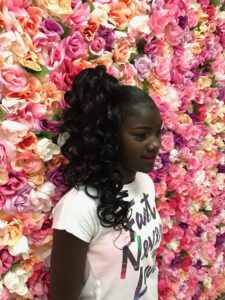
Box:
[133,133,148,140]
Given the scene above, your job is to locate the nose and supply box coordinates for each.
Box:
[146,137,161,154]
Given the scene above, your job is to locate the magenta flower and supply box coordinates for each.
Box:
[41,18,64,36]
[62,31,87,59]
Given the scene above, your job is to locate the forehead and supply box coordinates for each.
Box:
[121,104,162,129]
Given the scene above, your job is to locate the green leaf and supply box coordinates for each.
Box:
[57,21,72,39]
[210,0,220,5]
[220,3,225,10]
[192,101,199,115]
[210,75,217,88]
[23,64,49,78]
[129,52,138,64]
[216,223,225,230]
[0,109,4,121]
[199,208,212,216]
[137,39,146,55]
[143,79,149,94]
[166,190,176,199]
[191,21,202,31]
[11,263,19,272]
[180,250,187,258]
[155,198,161,205]
[52,114,61,121]
[0,26,3,33]
[36,132,53,140]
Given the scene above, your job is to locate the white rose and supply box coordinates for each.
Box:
[8,236,30,259]
[0,98,27,114]
[3,268,29,296]
[30,181,55,212]
[91,3,111,26]
[0,120,28,144]
[35,138,60,162]
[129,15,150,34]
[216,173,225,191]
[57,132,70,147]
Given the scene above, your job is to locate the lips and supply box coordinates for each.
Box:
[142,156,156,161]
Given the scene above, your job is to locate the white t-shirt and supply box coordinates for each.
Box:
[52,172,163,300]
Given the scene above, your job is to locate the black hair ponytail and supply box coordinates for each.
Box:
[61,65,131,229]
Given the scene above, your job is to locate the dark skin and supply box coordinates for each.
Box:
[50,103,162,300]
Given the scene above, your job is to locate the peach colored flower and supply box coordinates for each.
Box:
[82,18,100,42]
[108,2,131,30]
[47,154,69,168]
[2,218,23,247]
[34,0,72,16]
[40,82,63,105]
[196,76,212,89]
[113,39,130,63]
[16,132,37,152]
[20,7,43,37]
[0,65,28,92]
[18,51,41,71]
[27,170,45,186]
[12,152,44,174]
[6,77,42,103]
[89,52,113,67]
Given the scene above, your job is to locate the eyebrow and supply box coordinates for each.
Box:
[129,121,163,130]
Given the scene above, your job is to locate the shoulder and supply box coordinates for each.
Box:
[53,186,97,214]
[136,172,155,189]
[52,186,99,243]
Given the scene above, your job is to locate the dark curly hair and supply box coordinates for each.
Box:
[60,65,157,230]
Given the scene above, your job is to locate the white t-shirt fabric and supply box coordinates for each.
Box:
[52,172,163,300]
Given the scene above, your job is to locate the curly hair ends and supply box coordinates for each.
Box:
[61,65,131,230]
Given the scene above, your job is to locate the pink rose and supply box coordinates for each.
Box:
[89,36,106,55]
[0,172,27,196]
[62,31,87,59]
[42,44,65,70]
[165,24,185,46]
[28,268,50,299]
[160,132,174,153]
[33,32,59,52]
[0,248,14,275]
[149,9,171,35]
[0,65,28,92]
[3,184,32,213]
[155,58,171,81]
[66,1,90,27]
[187,157,201,171]
[29,217,52,246]
[50,72,68,91]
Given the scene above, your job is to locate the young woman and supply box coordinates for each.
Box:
[50,65,163,300]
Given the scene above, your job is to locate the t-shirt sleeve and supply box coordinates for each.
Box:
[52,188,99,243]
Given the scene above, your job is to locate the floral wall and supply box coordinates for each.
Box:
[0,0,224,299]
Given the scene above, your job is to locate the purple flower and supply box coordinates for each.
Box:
[47,167,64,186]
[179,222,188,229]
[41,18,64,36]
[173,132,186,148]
[39,119,62,137]
[215,233,225,247]
[159,152,170,168]
[195,226,204,237]
[193,259,202,270]
[218,87,225,101]
[135,55,152,81]
[192,295,199,300]
[97,25,116,50]
[89,36,106,55]
[3,184,32,213]
[178,16,188,29]
[170,256,181,270]
[217,164,225,173]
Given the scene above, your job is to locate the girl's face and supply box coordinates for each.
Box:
[117,104,162,184]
